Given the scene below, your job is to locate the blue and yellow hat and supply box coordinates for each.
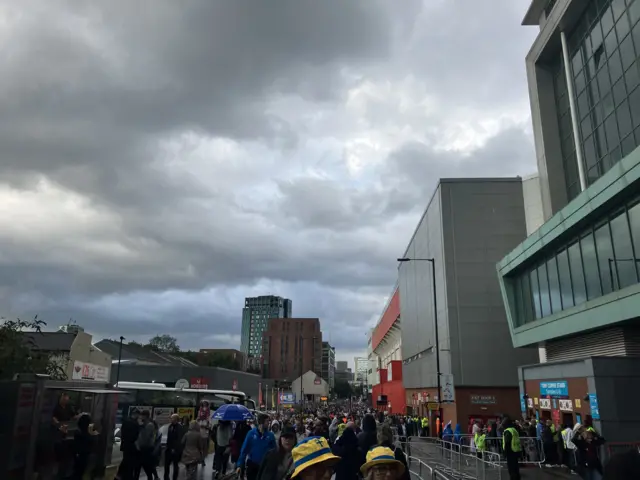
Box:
[360,447,405,475]
[291,436,341,478]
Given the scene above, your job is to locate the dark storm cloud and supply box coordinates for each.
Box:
[0,0,537,357]
[275,127,536,230]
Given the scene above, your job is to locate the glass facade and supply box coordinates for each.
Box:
[556,0,640,201]
[512,197,640,326]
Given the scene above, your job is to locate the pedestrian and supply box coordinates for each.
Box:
[213,420,233,476]
[502,416,522,480]
[360,446,406,480]
[164,414,183,480]
[256,425,297,480]
[290,436,341,480]
[135,411,158,480]
[181,421,204,480]
[71,413,99,480]
[236,414,277,480]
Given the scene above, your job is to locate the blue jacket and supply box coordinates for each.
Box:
[237,427,276,467]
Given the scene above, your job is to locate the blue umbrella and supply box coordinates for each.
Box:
[211,404,254,421]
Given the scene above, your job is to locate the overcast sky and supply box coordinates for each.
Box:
[1,0,538,367]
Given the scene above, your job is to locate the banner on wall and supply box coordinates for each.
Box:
[72,361,110,382]
[153,407,174,426]
[177,407,195,423]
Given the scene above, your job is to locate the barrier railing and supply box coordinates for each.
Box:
[400,438,502,479]
[406,455,456,480]
[452,434,545,467]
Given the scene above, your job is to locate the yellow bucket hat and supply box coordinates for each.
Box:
[360,446,405,475]
[291,436,341,478]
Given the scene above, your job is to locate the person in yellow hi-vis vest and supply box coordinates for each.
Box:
[474,428,487,459]
[501,416,522,480]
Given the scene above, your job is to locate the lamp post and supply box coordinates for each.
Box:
[116,336,125,385]
[398,258,441,426]
[299,335,304,413]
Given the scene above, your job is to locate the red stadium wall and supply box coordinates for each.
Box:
[371,289,400,351]
[372,361,406,414]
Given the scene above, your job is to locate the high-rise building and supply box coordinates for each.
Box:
[241,295,292,369]
[261,318,322,381]
[497,0,640,441]
[354,357,369,384]
[321,342,335,389]
[336,361,348,372]
[398,178,538,427]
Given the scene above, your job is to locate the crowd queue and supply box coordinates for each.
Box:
[108,400,639,480]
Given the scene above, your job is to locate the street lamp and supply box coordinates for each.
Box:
[116,336,125,384]
[397,257,441,418]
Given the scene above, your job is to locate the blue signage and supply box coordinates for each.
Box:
[589,394,600,420]
[540,380,569,397]
[520,396,526,412]
[279,393,296,405]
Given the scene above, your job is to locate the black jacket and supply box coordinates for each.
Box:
[120,417,140,453]
[166,423,184,453]
[332,428,361,480]
[256,448,290,480]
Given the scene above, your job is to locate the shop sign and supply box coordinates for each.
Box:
[177,407,195,422]
[559,399,573,412]
[539,398,551,409]
[190,377,208,389]
[279,393,296,404]
[589,394,600,420]
[539,380,568,397]
[441,374,455,403]
[128,405,153,416]
[314,376,322,385]
[72,360,110,382]
[520,396,526,412]
[427,402,439,410]
[153,407,174,426]
[575,399,582,408]
[527,398,534,408]
[471,394,496,405]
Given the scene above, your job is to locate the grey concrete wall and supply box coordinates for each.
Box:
[522,174,545,235]
[399,184,447,389]
[441,180,539,386]
[400,179,538,390]
[591,357,640,442]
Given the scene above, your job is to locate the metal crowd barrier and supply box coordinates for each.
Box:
[452,434,545,467]
[406,455,456,480]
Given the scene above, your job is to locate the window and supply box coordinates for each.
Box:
[547,257,562,314]
[557,249,574,309]
[561,0,640,195]
[628,201,640,270]
[594,222,615,295]
[538,263,552,318]
[521,273,535,324]
[581,232,602,300]
[610,209,638,288]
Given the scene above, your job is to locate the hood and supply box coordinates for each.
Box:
[573,423,582,432]
[362,414,377,433]
[271,420,280,428]
[454,424,461,434]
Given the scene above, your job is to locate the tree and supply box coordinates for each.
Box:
[147,334,180,353]
[0,316,68,380]
[333,379,353,399]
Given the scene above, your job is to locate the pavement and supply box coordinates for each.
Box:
[405,439,576,480]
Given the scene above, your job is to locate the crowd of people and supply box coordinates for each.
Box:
[113,402,413,480]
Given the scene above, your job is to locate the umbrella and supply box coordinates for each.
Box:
[211,404,254,422]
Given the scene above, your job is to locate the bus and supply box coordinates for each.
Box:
[114,381,257,424]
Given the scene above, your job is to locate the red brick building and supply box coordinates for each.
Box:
[262,318,322,381]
